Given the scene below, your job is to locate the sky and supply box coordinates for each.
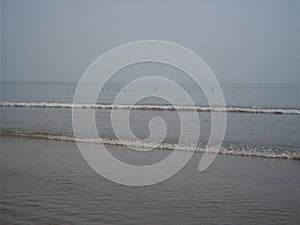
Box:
[1,0,300,84]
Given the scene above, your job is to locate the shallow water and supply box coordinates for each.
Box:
[1,137,300,225]
[1,106,299,159]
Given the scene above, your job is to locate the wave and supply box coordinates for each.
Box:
[1,102,300,115]
[1,130,299,160]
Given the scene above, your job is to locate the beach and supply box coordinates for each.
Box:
[2,1,300,224]
[1,136,299,224]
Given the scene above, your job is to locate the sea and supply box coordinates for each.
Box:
[1,81,300,224]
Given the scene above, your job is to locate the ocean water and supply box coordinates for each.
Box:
[1,81,300,224]
[1,81,300,159]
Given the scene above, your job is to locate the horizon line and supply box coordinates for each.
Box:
[1,80,300,86]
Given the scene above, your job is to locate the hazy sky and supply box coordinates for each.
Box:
[1,0,300,84]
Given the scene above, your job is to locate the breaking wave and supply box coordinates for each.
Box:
[1,101,300,115]
[1,130,299,160]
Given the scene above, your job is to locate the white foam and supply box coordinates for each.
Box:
[1,101,300,115]
[1,130,299,160]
